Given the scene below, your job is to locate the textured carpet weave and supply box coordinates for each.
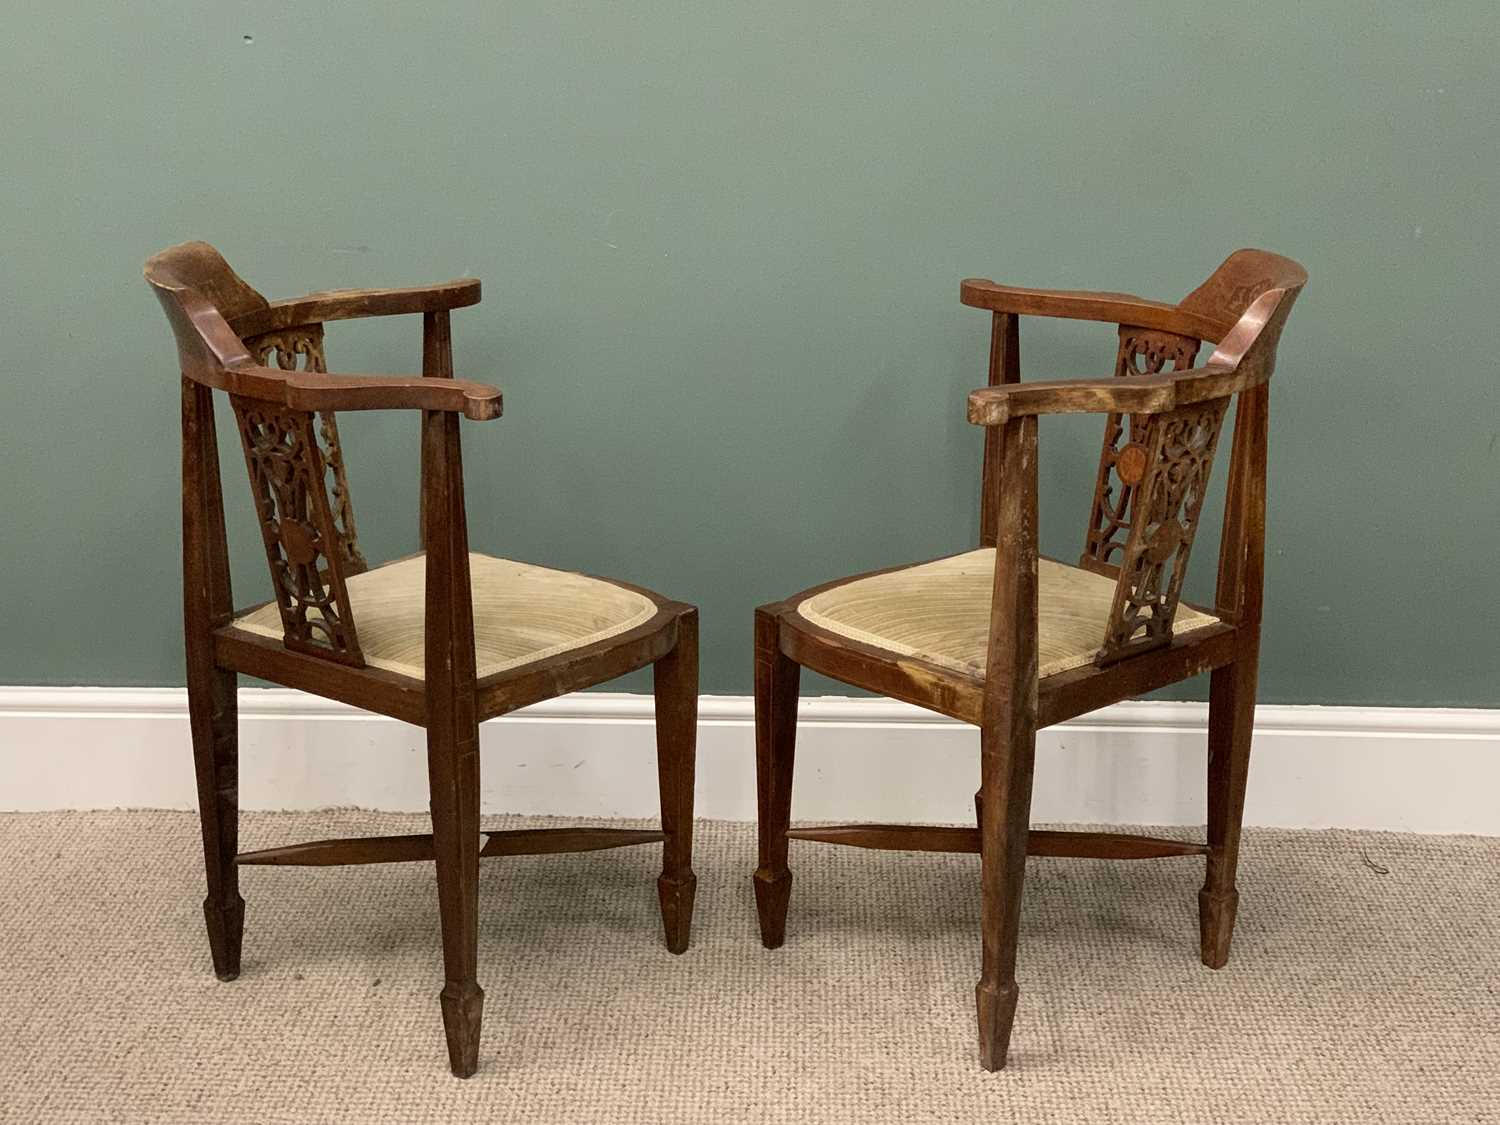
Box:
[1,811,1496,1123]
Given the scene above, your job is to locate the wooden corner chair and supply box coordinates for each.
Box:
[751,249,1307,1070]
[144,241,699,1078]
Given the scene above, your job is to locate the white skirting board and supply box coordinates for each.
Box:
[1,688,1497,834]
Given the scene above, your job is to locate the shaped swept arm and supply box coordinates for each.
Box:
[967,364,1250,426]
[229,278,482,336]
[960,278,1231,342]
[211,361,502,420]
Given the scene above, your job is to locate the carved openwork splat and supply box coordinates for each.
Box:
[231,398,365,666]
[1095,398,1229,665]
[248,325,327,373]
[1081,327,1202,572]
[244,324,367,574]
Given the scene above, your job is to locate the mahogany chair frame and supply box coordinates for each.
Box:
[146,242,698,1078]
[752,250,1307,1070]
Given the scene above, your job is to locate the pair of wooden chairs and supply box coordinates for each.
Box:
[146,242,1304,1077]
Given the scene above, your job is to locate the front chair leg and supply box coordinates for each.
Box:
[1200,654,1258,968]
[975,718,1037,1072]
[752,608,799,948]
[187,664,244,981]
[654,610,699,954]
[428,720,484,1078]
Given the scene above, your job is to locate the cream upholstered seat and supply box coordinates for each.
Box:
[795,549,1219,680]
[236,553,659,680]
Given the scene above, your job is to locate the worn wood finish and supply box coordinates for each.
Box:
[421,408,485,1078]
[654,609,699,954]
[240,832,439,867]
[1029,830,1206,859]
[786,825,1207,859]
[189,355,502,420]
[239,828,669,867]
[1201,382,1271,968]
[241,322,369,576]
[230,397,368,666]
[753,249,1305,1071]
[787,824,982,852]
[475,602,683,721]
[979,311,1020,547]
[147,241,699,1078]
[212,627,427,724]
[752,606,800,948]
[1094,397,1230,665]
[418,309,455,549]
[229,279,482,338]
[960,278,1234,342]
[1037,621,1235,728]
[1081,327,1202,577]
[481,827,665,858]
[1201,653,1258,967]
[780,594,1236,730]
[975,415,1040,1071]
[965,363,1271,426]
[781,611,986,723]
[182,377,243,982]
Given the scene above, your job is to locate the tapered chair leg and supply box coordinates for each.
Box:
[974,413,1040,1071]
[752,607,799,948]
[428,722,484,1078]
[187,664,244,981]
[1200,655,1258,968]
[654,610,699,954]
[975,718,1037,1072]
[421,407,485,1077]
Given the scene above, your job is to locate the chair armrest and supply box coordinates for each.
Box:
[230,279,482,336]
[960,279,1229,341]
[967,365,1241,426]
[214,362,502,420]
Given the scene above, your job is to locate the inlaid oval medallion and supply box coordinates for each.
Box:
[1116,442,1150,485]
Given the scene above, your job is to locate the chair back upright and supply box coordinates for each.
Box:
[1079,249,1306,663]
[145,242,367,666]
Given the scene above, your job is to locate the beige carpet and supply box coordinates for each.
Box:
[1,812,1496,1124]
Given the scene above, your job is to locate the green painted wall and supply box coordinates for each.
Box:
[3,2,1496,704]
